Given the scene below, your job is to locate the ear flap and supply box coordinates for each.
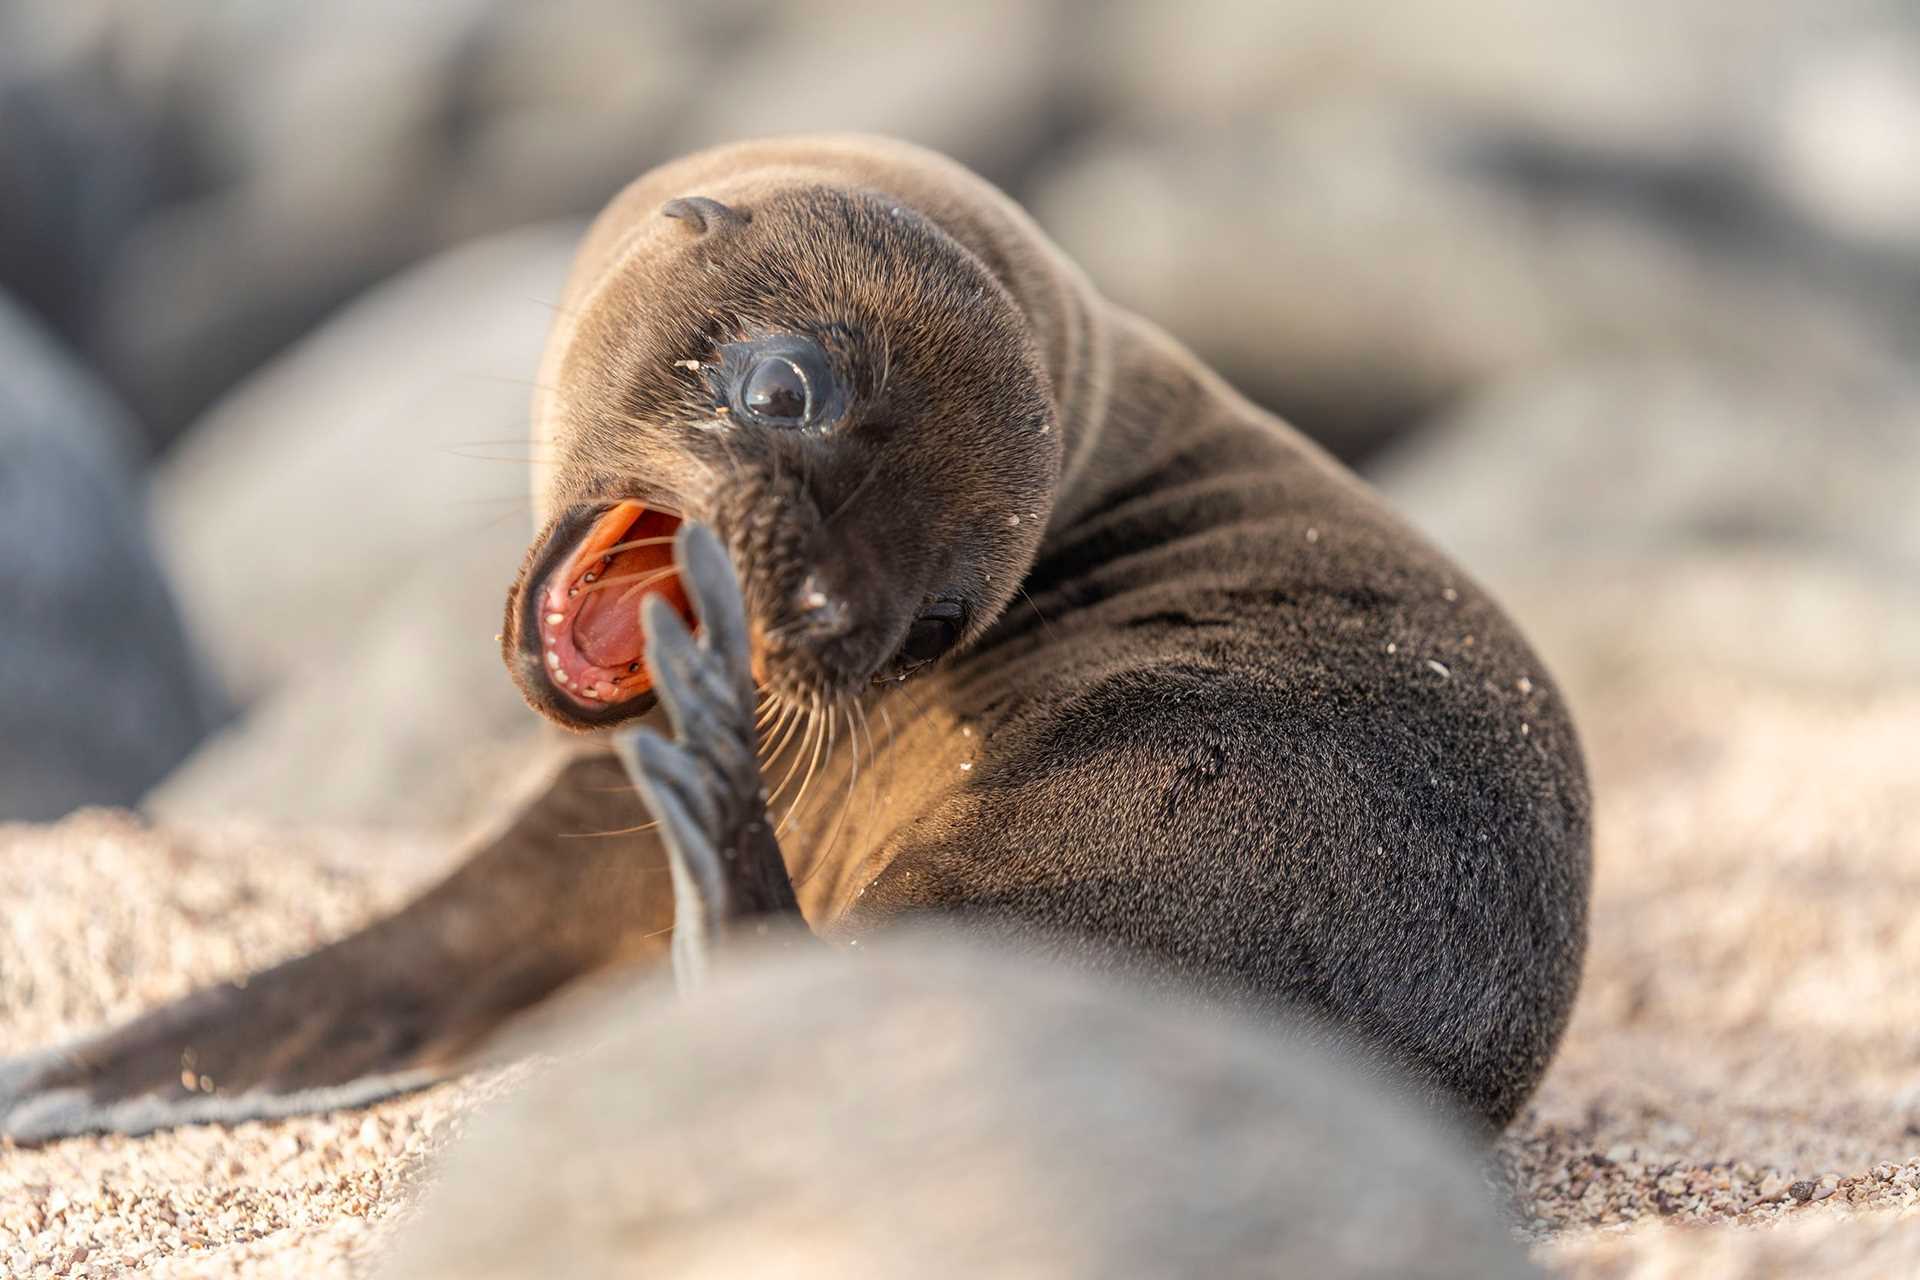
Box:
[661,196,752,235]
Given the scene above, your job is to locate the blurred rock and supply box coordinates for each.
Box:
[1077,0,1852,155]
[673,0,1066,177]
[1367,357,1920,694]
[146,224,576,830]
[1763,31,1920,253]
[1,0,1078,450]
[1031,110,1912,457]
[0,295,220,821]
[8,0,1919,464]
[86,0,683,444]
[385,929,1536,1279]
[145,537,550,833]
[1369,359,1920,574]
[0,54,183,362]
[1494,551,1920,704]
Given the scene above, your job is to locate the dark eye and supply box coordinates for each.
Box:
[742,356,810,424]
[711,334,847,429]
[896,600,966,670]
[901,616,958,664]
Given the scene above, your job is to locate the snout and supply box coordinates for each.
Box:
[709,468,918,705]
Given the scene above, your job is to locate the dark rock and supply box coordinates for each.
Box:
[0,295,222,821]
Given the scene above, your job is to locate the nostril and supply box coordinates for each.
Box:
[793,575,851,637]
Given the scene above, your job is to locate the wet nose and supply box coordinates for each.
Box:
[791,574,852,640]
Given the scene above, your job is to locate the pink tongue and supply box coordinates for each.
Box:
[573,586,647,670]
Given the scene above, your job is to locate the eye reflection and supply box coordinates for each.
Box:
[743,356,809,424]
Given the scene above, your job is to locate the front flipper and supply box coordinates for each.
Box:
[0,750,673,1145]
[614,522,810,992]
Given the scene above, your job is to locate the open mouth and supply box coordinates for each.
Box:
[534,499,694,710]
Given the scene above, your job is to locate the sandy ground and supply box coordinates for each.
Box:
[3,563,1919,1277]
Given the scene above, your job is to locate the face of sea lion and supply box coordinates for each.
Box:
[502,184,1061,730]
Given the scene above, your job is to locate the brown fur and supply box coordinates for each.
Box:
[0,136,1589,1141]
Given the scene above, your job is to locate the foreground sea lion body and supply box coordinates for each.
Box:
[0,136,1589,1140]
[381,930,1539,1280]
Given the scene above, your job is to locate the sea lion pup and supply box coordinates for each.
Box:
[0,135,1589,1143]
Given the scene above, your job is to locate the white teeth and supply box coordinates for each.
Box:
[546,652,561,668]
[546,613,564,626]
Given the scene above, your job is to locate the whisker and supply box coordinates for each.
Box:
[892,677,936,733]
[447,436,550,446]
[462,373,569,395]
[875,698,901,820]
[765,703,819,809]
[757,615,817,645]
[822,458,883,528]
[755,703,794,767]
[758,699,793,750]
[760,701,808,773]
[597,535,680,556]
[1018,583,1059,643]
[556,821,662,839]
[778,697,833,837]
[527,296,586,319]
[440,449,555,465]
[796,703,860,890]
[856,697,883,848]
[755,696,785,731]
[576,566,680,598]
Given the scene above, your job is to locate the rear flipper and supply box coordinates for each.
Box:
[0,748,674,1145]
[615,522,811,993]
